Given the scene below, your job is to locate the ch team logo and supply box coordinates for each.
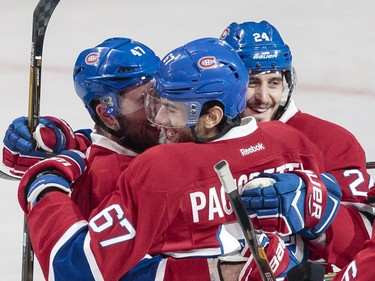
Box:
[198,56,216,69]
[220,28,230,39]
[85,52,100,65]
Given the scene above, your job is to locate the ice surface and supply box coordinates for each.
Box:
[1,0,374,279]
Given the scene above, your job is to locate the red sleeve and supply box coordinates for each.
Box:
[85,169,185,280]
[305,204,371,268]
[28,192,87,280]
[287,112,374,204]
[332,224,375,281]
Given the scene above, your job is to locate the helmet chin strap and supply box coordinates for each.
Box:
[272,70,295,120]
[191,115,241,143]
[272,89,292,120]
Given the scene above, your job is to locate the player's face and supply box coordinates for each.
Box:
[117,81,160,151]
[154,99,194,144]
[243,71,284,122]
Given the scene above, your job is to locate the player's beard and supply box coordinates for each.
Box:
[158,127,193,144]
[119,110,161,152]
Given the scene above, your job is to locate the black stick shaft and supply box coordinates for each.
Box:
[214,160,276,281]
[22,1,60,280]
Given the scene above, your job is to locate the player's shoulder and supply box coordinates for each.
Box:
[292,111,358,139]
[130,142,198,170]
[259,120,306,136]
[88,144,134,169]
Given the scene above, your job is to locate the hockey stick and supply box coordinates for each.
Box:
[214,160,276,281]
[367,161,375,169]
[22,1,60,280]
[0,170,20,181]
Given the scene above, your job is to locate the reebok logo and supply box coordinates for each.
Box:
[240,142,265,156]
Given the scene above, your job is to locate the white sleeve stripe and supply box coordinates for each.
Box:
[49,220,88,281]
[84,232,104,281]
[315,195,339,233]
[155,257,167,281]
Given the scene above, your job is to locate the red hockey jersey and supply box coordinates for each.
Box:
[280,100,374,269]
[27,117,327,280]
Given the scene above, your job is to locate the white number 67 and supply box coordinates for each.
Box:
[89,204,136,247]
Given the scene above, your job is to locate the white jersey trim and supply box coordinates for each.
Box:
[163,224,242,258]
[84,232,104,281]
[155,257,167,281]
[214,116,258,142]
[279,100,299,123]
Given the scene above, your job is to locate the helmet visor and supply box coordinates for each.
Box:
[145,84,202,128]
[100,81,151,116]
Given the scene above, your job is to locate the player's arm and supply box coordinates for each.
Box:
[329,224,375,281]
[306,186,375,269]
[330,190,375,280]
[328,166,374,207]
[18,150,175,280]
[304,203,371,269]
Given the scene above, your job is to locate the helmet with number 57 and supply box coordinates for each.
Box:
[220,21,296,120]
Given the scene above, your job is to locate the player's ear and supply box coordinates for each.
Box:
[203,106,223,129]
[96,104,120,130]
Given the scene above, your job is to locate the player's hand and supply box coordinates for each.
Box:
[18,150,86,213]
[239,233,299,281]
[241,171,342,238]
[2,116,91,178]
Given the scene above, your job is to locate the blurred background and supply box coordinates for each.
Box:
[1,0,374,279]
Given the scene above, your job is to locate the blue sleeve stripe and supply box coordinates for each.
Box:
[49,220,100,281]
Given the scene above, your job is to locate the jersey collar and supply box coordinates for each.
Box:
[90,132,138,157]
[214,116,258,142]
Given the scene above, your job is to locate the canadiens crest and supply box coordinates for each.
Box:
[220,28,230,39]
[85,52,100,65]
[198,56,217,69]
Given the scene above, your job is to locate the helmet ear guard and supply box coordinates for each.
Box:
[99,94,120,116]
[284,66,297,93]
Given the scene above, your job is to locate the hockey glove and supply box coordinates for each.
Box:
[239,233,300,281]
[3,116,91,177]
[241,171,342,238]
[18,150,86,213]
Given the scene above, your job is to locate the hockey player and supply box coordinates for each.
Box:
[4,37,161,218]
[5,37,260,280]
[220,21,375,271]
[17,37,341,280]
